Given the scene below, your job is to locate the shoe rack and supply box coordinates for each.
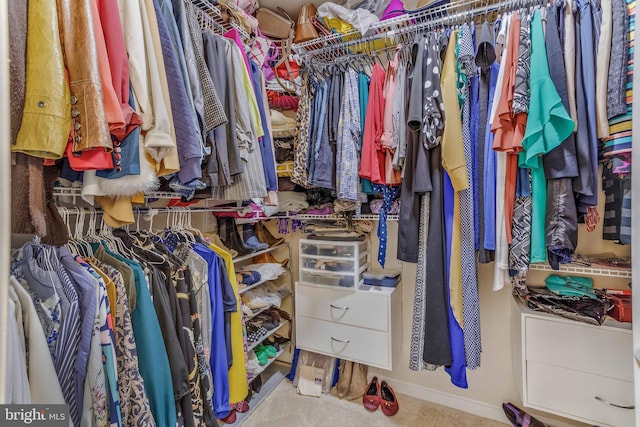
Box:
[234,240,295,424]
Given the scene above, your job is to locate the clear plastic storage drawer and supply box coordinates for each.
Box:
[298,239,369,288]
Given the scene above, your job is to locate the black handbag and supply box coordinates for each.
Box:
[519,287,611,326]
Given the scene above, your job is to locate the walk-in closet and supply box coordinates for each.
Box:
[0,0,638,426]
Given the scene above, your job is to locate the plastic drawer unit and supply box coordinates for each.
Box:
[298,239,369,289]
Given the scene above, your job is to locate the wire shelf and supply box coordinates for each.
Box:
[191,0,251,40]
[53,187,182,201]
[53,189,399,221]
[292,0,519,62]
[528,263,632,279]
[287,213,399,221]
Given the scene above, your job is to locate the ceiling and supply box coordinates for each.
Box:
[256,0,421,21]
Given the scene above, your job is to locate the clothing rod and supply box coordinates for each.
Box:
[0,0,10,404]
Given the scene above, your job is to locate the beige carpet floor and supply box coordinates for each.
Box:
[241,380,510,427]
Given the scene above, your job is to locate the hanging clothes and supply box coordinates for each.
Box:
[491,12,512,291]
[208,35,268,201]
[250,61,279,193]
[359,63,387,185]
[9,276,68,405]
[12,0,70,159]
[292,75,313,188]
[519,8,574,265]
[574,0,600,212]
[336,69,362,202]
[457,24,482,370]
[193,243,233,420]
[398,35,428,264]
[208,244,250,405]
[380,48,403,185]
[443,171,468,389]
[440,29,467,329]
[309,73,336,190]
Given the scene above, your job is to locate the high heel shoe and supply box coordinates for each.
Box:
[255,221,285,247]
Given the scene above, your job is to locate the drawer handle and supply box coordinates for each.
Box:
[595,396,635,410]
[330,304,350,311]
[331,336,351,344]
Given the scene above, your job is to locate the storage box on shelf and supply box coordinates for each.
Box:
[298,239,370,289]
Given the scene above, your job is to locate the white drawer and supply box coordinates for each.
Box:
[296,316,390,369]
[296,283,389,331]
[299,268,365,288]
[527,362,635,427]
[525,316,632,380]
[299,253,368,273]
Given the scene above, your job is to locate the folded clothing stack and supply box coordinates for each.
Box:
[363,270,401,287]
[241,280,291,310]
[239,262,286,281]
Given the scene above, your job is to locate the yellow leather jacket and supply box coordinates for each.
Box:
[13,0,71,159]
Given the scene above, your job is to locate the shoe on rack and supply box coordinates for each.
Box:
[336,360,353,398]
[379,381,399,416]
[255,221,285,247]
[362,376,380,411]
[243,223,269,250]
[251,375,263,394]
[221,218,255,256]
[253,251,289,268]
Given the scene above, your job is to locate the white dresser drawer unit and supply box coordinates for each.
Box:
[512,299,635,427]
[295,282,401,370]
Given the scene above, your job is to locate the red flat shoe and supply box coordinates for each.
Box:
[232,400,250,413]
[362,376,380,411]
[380,381,399,416]
[220,409,237,424]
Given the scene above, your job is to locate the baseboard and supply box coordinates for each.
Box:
[370,374,507,422]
